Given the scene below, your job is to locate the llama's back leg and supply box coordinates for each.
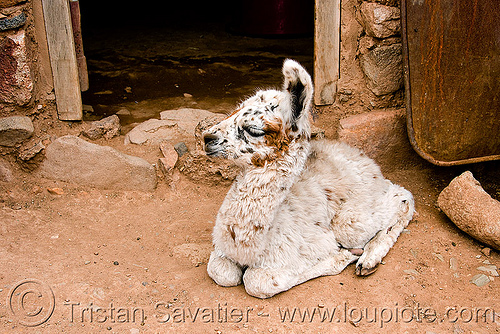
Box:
[356,186,415,276]
[244,249,358,298]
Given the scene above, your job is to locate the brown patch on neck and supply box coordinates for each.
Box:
[264,119,292,154]
[250,119,292,167]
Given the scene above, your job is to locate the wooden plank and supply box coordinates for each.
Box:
[314,0,340,105]
[42,0,82,120]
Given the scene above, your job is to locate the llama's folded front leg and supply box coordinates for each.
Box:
[207,250,243,287]
[356,189,414,276]
[244,249,358,299]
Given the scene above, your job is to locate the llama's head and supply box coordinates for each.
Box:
[203,59,313,167]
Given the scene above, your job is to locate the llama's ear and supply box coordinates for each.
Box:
[282,59,313,134]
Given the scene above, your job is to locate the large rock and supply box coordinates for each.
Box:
[124,109,224,145]
[41,135,156,191]
[359,2,401,39]
[338,109,419,169]
[438,171,500,250]
[0,30,32,105]
[124,119,179,145]
[159,108,225,139]
[0,115,34,146]
[360,43,403,96]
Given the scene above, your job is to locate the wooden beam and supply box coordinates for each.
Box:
[314,0,341,105]
[42,0,82,120]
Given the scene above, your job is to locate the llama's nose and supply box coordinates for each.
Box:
[203,132,220,152]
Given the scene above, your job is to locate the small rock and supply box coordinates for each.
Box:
[470,273,490,287]
[477,265,499,277]
[116,108,131,116]
[158,141,178,172]
[0,12,27,31]
[0,159,13,182]
[95,90,113,95]
[47,187,64,195]
[449,257,458,271]
[311,125,325,139]
[18,141,45,161]
[183,93,193,98]
[403,269,419,276]
[113,261,119,265]
[82,104,94,113]
[174,142,188,157]
[433,253,444,262]
[11,203,22,210]
[481,247,491,256]
[0,116,34,147]
[32,185,43,194]
[339,88,353,95]
[124,87,132,94]
[84,261,91,265]
[82,115,121,140]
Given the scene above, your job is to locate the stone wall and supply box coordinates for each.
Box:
[319,0,404,124]
[0,0,53,116]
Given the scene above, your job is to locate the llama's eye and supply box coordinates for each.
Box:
[243,125,265,137]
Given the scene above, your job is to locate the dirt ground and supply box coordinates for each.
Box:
[1,11,500,334]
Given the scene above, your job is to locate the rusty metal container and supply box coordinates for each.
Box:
[402,0,500,165]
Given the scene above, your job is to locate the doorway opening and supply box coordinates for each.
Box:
[78,1,314,131]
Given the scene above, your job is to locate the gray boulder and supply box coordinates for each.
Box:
[41,135,156,191]
[0,115,34,147]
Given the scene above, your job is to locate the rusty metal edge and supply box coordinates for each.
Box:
[401,0,500,167]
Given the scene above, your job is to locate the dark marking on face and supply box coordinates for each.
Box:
[237,126,249,143]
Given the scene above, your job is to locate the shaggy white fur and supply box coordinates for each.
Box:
[203,59,415,298]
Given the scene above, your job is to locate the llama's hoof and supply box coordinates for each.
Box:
[355,263,379,276]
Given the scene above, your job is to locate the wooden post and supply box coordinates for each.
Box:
[314,0,341,106]
[42,0,82,120]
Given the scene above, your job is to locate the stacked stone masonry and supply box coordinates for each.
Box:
[357,1,403,97]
